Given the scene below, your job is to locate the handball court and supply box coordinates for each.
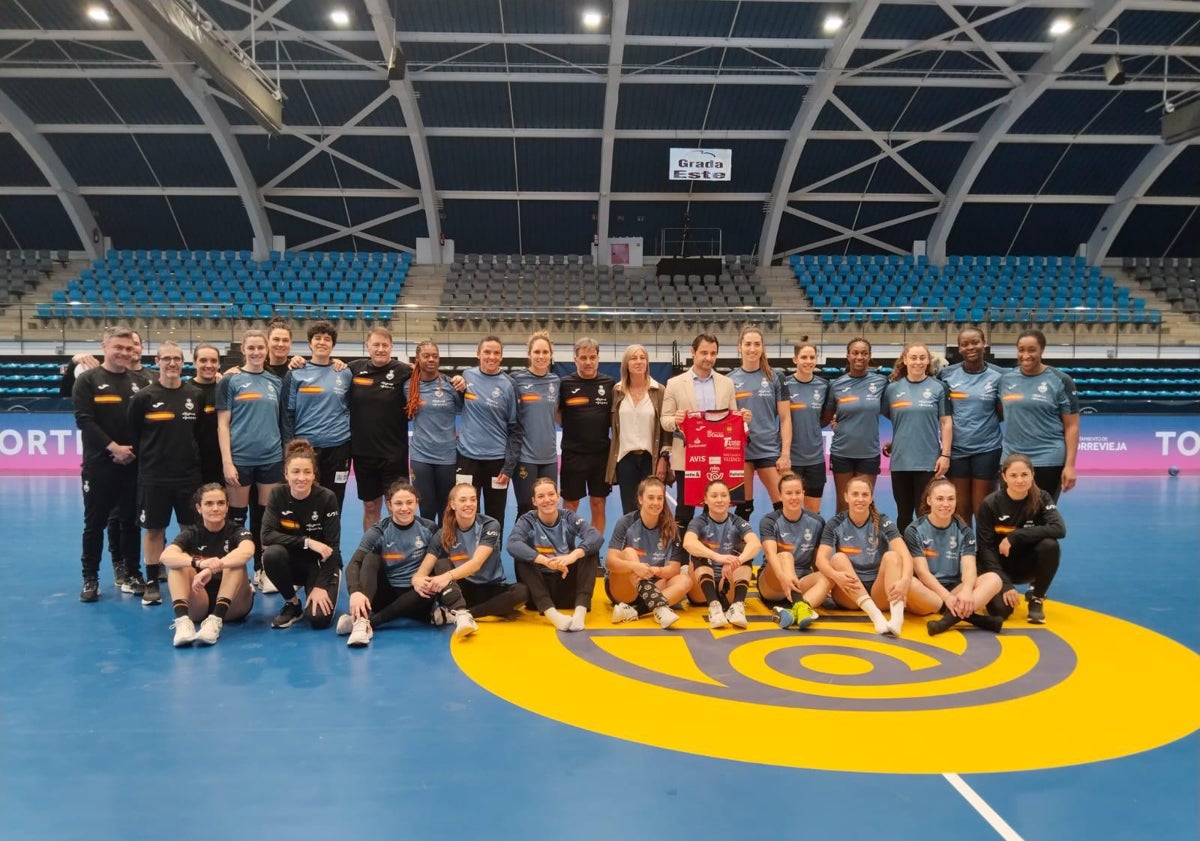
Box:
[2,472,1196,841]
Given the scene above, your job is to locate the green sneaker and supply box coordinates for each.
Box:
[791,600,819,630]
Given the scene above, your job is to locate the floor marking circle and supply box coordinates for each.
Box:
[454,599,1200,774]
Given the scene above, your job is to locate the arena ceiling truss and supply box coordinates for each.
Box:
[0,0,1197,261]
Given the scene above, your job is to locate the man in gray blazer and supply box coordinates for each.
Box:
[661,333,739,529]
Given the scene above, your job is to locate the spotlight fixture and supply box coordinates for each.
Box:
[581,9,603,29]
[822,13,845,34]
[330,8,350,26]
[86,4,110,23]
[1049,17,1073,36]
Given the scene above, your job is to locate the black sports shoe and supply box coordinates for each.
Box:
[80,578,100,603]
[967,613,1004,633]
[926,613,960,636]
[121,571,147,596]
[1026,595,1046,624]
[142,580,163,606]
[272,600,304,629]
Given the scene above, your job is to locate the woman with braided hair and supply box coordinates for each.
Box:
[408,340,463,523]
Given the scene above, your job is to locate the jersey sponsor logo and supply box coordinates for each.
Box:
[1002,393,1023,402]
[923,548,938,558]
[994,525,1016,534]
[735,391,752,400]
[450,551,469,563]
[534,544,557,556]
[949,391,968,399]
[94,395,123,404]
[234,392,263,401]
[564,396,588,406]
[520,394,543,402]
[144,411,175,422]
[890,400,913,409]
[836,395,859,404]
[382,552,404,562]
[463,392,478,401]
[997,514,1011,521]
[352,377,374,387]
[299,385,324,394]
[96,383,110,390]
[837,545,862,555]
[152,402,165,409]
[279,518,300,530]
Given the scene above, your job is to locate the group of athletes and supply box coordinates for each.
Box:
[70,318,1074,647]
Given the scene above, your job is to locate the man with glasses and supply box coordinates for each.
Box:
[128,341,205,607]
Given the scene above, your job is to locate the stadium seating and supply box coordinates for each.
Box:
[48,249,411,324]
[1126,257,1198,318]
[790,254,1158,328]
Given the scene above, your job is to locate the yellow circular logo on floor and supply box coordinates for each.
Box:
[453,600,1200,774]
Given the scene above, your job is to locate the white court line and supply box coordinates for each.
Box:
[944,773,1026,841]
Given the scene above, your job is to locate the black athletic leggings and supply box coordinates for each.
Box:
[358,552,468,628]
[457,454,510,536]
[891,469,934,535]
[987,537,1061,617]
[459,578,529,619]
[261,544,342,630]
[515,553,599,613]
[1033,465,1065,503]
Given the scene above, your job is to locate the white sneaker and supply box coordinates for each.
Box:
[453,610,478,638]
[256,569,278,594]
[196,615,222,645]
[172,616,197,647]
[347,618,373,647]
[708,600,729,629]
[726,601,748,629]
[653,606,680,629]
[335,613,354,635]
[611,603,639,623]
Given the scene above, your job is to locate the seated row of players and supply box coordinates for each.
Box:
[164,441,1063,648]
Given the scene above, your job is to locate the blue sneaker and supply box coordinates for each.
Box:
[773,606,796,629]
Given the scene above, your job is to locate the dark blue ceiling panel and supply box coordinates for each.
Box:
[519,200,595,255]
[0,135,48,186]
[415,81,515,128]
[440,199,520,254]
[507,43,609,70]
[0,196,80,249]
[510,83,604,129]
[834,86,912,132]
[407,43,511,73]
[1012,89,1162,135]
[9,2,130,29]
[514,139,601,191]
[890,86,1002,133]
[1112,205,1199,258]
[330,135,421,187]
[721,47,827,71]
[863,3,954,40]
[976,8,1059,43]
[900,142,972,193]
[1008,204,1106,255]
[162,197,254,250]
[134,134,235,187]
[217,96,257,126]
[1146,146,1200,196]
[276,150,340,189]
[791,140,882,191]
[237,134,319,184]
[629,0,739,38]
[974,144,1069,194]
[87,195,185,250]
[282,80,392,127]
[397,0,504,33]
[277,79,321,126]
[1042,144,1147,195]
[1111,9,1200,46]
[45,134,155,187]
[616,84,710,130]
[500,0,585,35]
[612,139,782,193]
[731,3,825,38]
[427,137,516,190]
[813,99,858,131]
[858,156,937,195]
[945,202,1026,254]
[339,197,429,246]
[93,79,199,124]
[358,96,406,127]
[0,78,117,123]
[267,199,343,249]
[703,84,807,131]
[850,202,939,250]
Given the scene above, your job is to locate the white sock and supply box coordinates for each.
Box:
[545,608,573,631]
[858,595,890,635]
[887,601,905,635]
[568,605,587,631]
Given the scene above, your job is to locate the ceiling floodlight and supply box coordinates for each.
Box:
[582,9,603,29]
[330,8,351,26]
[822,13,845,34]
[86,4,111,23]
[1049,17,1073,36]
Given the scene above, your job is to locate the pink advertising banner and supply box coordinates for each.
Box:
[1,413,1196,476]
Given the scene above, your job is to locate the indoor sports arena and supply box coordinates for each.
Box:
[1,2,1197,839]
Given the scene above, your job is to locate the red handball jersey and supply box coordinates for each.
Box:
[681,410,749,506]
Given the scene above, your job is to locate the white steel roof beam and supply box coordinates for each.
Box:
[1085,142,1194,262]
[926,0,1127,263]
[597,0,630,265]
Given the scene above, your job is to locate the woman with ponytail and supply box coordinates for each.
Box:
[903,477,1004,635]
[347,326,413,530]
[414,483,528,621]
[728,324,791,520]
[408,340,463,522]
[975,453,1066,625]
[815,475,914,636]
[604,477,691,629]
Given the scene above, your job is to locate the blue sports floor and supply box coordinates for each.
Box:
[2,474,1197,841]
